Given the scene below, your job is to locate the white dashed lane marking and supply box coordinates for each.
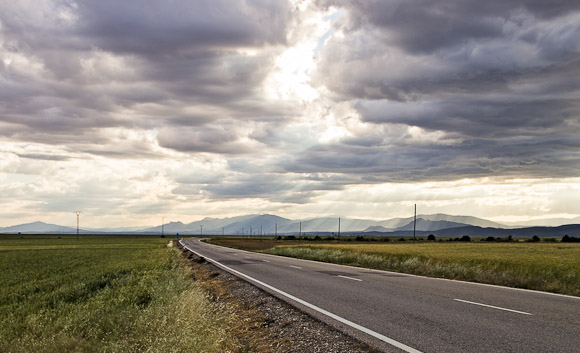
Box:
[454,299,533,315]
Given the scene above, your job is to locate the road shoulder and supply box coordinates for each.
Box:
[178,241,380,352]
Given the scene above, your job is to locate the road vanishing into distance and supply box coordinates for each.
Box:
[180,238,580,353]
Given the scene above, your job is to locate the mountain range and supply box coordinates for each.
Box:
[1,214,580,237]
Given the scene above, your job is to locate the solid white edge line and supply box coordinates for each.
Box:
[198,238,580,301]
[289,265,302,269]
[180,240,423,353]
[338,275,363,282]
[454,299,533,315]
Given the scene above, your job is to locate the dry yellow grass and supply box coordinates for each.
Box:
[266,242,580,296]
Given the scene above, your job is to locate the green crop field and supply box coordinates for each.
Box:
[264,242,580,296]
[0,235,237,353]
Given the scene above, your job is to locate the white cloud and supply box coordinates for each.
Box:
[284,177,580,222]
[0,0,579,227]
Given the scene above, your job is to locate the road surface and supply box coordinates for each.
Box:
[180,238,580,353]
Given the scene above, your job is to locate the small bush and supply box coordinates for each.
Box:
[562,235,580,243]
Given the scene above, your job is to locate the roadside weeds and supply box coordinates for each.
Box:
[178,241,379,353]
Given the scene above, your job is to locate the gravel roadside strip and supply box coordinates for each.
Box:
[178,242,380,353]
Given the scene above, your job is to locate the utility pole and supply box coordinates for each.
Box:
[200,225,203,236]
[299,222,302,236]
[161,216,165,237]
[338,217,341,238]
[73,211,82,241]
[413,204,417,241]
[275,223,277,237]
[222,227,224,236]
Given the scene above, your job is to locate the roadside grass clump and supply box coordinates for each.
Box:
[0,236,238,353]
[264,242,580,296]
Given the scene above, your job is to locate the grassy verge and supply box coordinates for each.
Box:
[0,235,240,352]
[262,242,580,296]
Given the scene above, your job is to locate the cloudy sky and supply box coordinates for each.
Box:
[1,0,580,228]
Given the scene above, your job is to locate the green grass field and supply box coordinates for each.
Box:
[263,242,580,296]
[0,235,237,353]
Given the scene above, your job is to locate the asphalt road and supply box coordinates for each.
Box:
[180,238,580,353]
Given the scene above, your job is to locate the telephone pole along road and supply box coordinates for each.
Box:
[180,238,580,353]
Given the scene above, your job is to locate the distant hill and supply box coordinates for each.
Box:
[2,214,578,237]
[139,214,293,235]
[275,217,379,234]
[365,218,471,232]
[141,221,191,234]
[187,214,258,232]
[221,214,293,235]
[375,214,504,229]
[0,221,79,234]
[364,224,580,238]
[504,216,580,228]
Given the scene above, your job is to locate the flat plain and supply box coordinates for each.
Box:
[0,235,239,353]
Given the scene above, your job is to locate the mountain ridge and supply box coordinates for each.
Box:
[0,221,85,234]
[364,224,580,238]
[1,214,579,237]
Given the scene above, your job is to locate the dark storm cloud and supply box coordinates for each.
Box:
[171,154,354,203]
[283,134,580,182]
[76,0,290,56]
[306,0,580,181]
[203,174,293,199]
[318,0,580,54]
[198,172,330,204]
[0,0,293,154]
[357,97,578,138]
[314,0,580,103]
[157,125,259,154]
[3,0,580,216]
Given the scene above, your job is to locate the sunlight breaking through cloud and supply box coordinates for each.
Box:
[0,0,579,227]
